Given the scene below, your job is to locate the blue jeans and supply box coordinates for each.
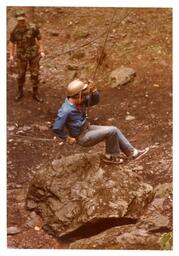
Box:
[77,125,135,156]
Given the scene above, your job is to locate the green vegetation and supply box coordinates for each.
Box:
[160,232,173,250]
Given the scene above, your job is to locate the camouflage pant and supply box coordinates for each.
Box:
[17,55,40,88]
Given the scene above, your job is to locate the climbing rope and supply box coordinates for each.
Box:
[92,9,117,81]
[91,9,133,81]
[87,9,133,120]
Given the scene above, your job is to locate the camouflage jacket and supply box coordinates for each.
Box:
[10,23,42,60]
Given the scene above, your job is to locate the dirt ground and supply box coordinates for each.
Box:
[7,7,172,249]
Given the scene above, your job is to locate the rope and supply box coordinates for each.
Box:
[91,9,133,81]
[86,9,133,120]
[86,9,117,120]
[8,134,59,142]
[92,9,117,81]
[52,10,132,59]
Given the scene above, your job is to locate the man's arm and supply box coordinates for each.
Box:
[53,109,77,145]
[37,39,45,58]
[85,90,100,107]
[53,110,69,139]
[34,25,45,58]
[9,41,15,65]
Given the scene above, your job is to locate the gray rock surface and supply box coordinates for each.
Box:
[69,182,172,249]
[26,153,154,239]
[7,226,21,235]
[69,224,162,249]
[138,182,172,231]
[109,67,136,88]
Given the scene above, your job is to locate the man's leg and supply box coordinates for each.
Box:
[30,56,43,102]
[15,59,27,101]
[78,125,148,161]
[115,127,135,156]
[78,125,135,155]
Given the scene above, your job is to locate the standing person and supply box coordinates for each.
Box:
[52,79,149,164]
[9,9,45,102]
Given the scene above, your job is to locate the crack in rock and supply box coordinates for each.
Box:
[55,217,137,242]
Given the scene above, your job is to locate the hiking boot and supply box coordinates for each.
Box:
[14,90,23,101]
[133,147,149,160]
[33,93,43,102]
[33,87,43,102]
[102,154,124,164]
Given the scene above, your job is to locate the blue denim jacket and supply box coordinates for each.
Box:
[53,91,99,139]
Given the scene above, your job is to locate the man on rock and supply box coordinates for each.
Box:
[52,79,149,164]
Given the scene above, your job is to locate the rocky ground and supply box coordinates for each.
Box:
[7,7,172,249]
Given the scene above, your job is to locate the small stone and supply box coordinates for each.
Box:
[7,226,21,235]
[132,165,144,171]
[42,152,47,157]
[46,121,52,125]
[34,226,41,231]
[15,184,23,188]
[26,219,35,228]
[94,117,99,121]
[30,211,38,218]
[16,194,25,201]
[49,31,59,36]
[8,125,16,132]
[153,84,160,88]
[67,64,80,70]
[137,55,142,60]
[121,33,127,38]
[36,124,49,132]
[22,125,31,131]
[26,200,37,209]
[16,130,24,135]
[108,118,115,122]
[72,51,85,59]
[125,115,135,121]
[168,121,172,126]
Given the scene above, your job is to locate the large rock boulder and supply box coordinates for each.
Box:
[69,182,172,249]
[26,153,154,240]
[109,67,136,88]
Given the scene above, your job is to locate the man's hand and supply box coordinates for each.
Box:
[66,136,77,145]
[40,51,45,58]
[88,80,97,93]
[9,55,14,66]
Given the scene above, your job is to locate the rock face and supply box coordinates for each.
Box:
[69,225,162,249]
[26,153,154,241]
[109,67,136,88]
[69,182,173,249]
[138,182,173,232]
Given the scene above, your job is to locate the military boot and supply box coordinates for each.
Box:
[14,85,24,102]
[33,87,43,102]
